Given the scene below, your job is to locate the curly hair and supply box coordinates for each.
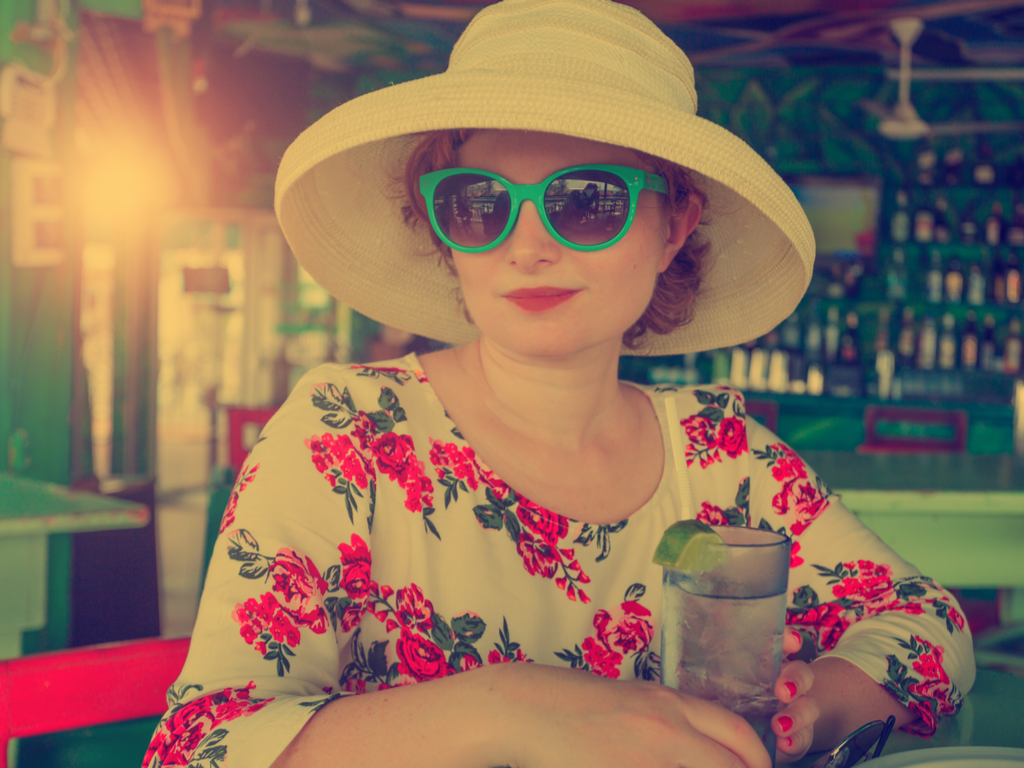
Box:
[401,130,710,350]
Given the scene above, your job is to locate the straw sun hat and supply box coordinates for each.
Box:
[275,0,815,356]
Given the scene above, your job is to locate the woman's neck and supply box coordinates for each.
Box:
[448,339,632,452]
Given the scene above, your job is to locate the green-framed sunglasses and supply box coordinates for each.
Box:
[419,164,668,253]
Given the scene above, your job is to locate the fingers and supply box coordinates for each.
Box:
[772,693,820,763]
[782,629,803,657]
[677,694,773,768]
[775,660,814,704]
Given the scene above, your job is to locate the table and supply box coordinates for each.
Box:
[0,473,149,660]
[801,452,1024,606]
[795,668,1024,766]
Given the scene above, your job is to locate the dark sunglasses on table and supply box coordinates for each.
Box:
[419,164,668,253]
[810,716,897,768]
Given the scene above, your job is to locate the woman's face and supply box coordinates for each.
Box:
[451,129,695,362]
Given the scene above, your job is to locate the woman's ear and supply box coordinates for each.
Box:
[660,197,703,271]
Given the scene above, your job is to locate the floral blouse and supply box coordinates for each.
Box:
[144,354,975,768]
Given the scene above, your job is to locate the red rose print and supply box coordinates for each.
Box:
[582,636,623,679]
[144,683,272,768]
[594,600,654,655]
[489,648,529,664]
[787,602,848,651]
[459,654,483,671]
[429,440,482,491]
[717,416,748,458]
[371,432,434,513]
[517,499,570,545]
[396,629,453,681]
[517,528,561,579]
[911,642,950,685]
[697,501,729,526]
[789,540,804,568]
[307,433,373,490]
[831,560,893,603]
[338,534,374,600]
[789,481,830,535]
[219,463,259,534]
[269,548,329,633]
[396,584,435,633]
[768,444,807,483]
[233,593,302,649]
[683,415,718,448]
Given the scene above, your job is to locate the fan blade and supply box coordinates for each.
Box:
[928,121,1024,136]
[890,17,923,110]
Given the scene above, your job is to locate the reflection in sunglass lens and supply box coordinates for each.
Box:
[433,174,511,248]
[545,170,630,246]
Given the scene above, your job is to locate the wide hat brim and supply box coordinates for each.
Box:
[275,0,815,357]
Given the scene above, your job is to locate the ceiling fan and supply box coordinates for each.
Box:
[861,17,1024,141]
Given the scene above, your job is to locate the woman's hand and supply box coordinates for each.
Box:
[772,630,820,764]
[499,662,773,768]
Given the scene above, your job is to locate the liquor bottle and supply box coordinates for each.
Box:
[1007,154,1024,187]
[874,306,892,355]
[890,190,911,243]
[966,262,986,307]
[824,305,841,364]
[839,310,861,365]
[1006,201,1024,248]
[985,202,1004,248]
[825,261,846,299]
[938,313,958,370]
[1007,251,1022,305]
[896,306,916,369]
[886,247,908,302]
[944,257,964,304]
[980,314,998,372]
[960,311,979,370]
[805,303,824,364]
[916,142,937,187]
[992,251,1007,305]
[942,145,965,187]
[973,138,997,186]
[925,250,944,304]
[916,315,938,370]
[747,336,769,392]
[841,260,864,300]
[958,200,979,245]
[933,197,952,245]
[1004,317,1023,375]
[914,200,935,244]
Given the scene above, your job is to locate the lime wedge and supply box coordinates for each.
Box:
[652,520,728,573]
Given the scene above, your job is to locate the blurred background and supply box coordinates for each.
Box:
[2,0,1024,763]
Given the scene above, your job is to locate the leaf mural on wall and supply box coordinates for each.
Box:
[730,78,774,156]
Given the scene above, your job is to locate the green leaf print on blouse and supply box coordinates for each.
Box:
[695,477,751,528]
[308,380,437,538]
[884,635,962,736]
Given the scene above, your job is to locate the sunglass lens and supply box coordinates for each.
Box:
[545,170,630,246]
[433,174,511,248]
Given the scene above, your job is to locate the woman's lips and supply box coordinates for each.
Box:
[505,288,580,312]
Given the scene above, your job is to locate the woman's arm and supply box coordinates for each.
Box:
[272,661,775,768]
[806,656,914,752]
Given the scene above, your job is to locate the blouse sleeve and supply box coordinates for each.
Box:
[743,413,976,737]
[144,369,382,768]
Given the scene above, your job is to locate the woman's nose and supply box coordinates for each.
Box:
[504,201,561,269]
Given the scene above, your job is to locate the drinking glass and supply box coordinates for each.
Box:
[661,525,791,766]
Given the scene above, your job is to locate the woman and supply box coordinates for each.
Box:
[145,1,974,767]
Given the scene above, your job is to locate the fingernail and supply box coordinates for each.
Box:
[791,631,802,643]
[785,737,794,748]
[784,682,797,699]
[778,715,793,733]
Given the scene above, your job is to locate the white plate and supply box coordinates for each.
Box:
[870,747,1024,768]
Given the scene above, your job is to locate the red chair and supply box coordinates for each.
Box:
[226,406,278,476]
[858,405,968,454]
[0,637,189,768]
[744,399,780,434]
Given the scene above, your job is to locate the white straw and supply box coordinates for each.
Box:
[663,396,693,520]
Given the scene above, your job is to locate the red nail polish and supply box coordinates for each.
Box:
[785,737,794,748]
[785,682,798,699]
[778,715,793,733]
